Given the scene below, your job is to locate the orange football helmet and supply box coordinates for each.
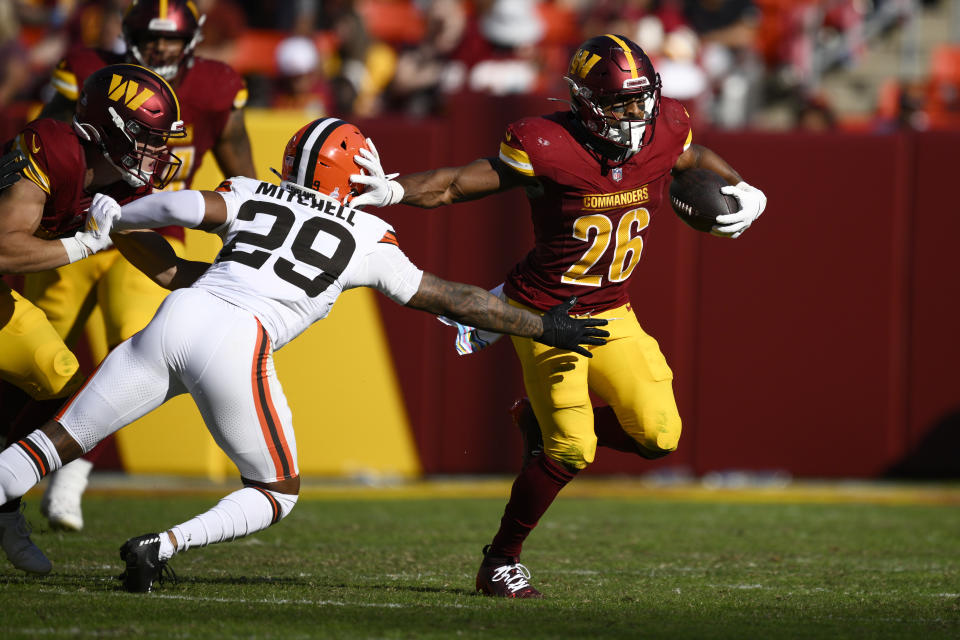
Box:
[279,118,369,204]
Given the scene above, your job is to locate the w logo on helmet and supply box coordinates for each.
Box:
[569,49,601,79]
[107,74,155,111]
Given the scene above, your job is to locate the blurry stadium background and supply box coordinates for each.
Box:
[1,0,958,483]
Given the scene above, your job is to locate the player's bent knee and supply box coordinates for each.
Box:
[267,489,298,521]
[633,411,681,459]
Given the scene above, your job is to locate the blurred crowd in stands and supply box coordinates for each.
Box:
[1,0,956,143]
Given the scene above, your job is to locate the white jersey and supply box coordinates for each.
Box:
[194,177,423,348]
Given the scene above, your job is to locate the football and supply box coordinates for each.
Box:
[669,168,740,233]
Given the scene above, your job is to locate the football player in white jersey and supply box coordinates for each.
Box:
[0,117,609,591]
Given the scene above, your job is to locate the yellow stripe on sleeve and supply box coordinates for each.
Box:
[683,128,693,152]
[51,68,79,100]
[233,87,249,109]
[498,141,535,177]
[14,136,51,194]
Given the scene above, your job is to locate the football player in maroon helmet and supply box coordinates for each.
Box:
[0,63,185,575]
[352,33,767,597]
[23,0,255,534]
[73,64,186,190]
[122,0,205,81]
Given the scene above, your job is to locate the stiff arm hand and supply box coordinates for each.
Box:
[537,296,608,357]
[407,275,609,357]
[349,138,404,208]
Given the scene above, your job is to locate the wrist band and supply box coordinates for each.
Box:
[60,236,89,264]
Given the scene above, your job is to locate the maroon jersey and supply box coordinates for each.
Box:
[52,47,248,193]
[499,98,692,314]
[7,119,148,239]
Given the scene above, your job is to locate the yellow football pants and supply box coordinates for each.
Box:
[509,299,682,470]
[0,282,82,400]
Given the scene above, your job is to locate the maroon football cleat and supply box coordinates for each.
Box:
[475,545,543,598]
[510,398,543,467]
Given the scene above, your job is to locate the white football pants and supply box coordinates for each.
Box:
[56,288,299,483]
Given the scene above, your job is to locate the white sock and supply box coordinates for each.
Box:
[0,430,63,504]
[168,486,298,553]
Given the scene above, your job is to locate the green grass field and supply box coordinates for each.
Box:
[1,481,958,639]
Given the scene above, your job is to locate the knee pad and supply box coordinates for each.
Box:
[30,343,81,400]
[634,409,682,459]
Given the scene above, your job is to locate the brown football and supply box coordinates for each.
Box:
[669,168,740,233]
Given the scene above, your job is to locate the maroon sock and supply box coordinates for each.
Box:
[487,455,578,561]
[594,405,670,460]
[593,405,639,454]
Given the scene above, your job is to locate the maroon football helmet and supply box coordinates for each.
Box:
[564,34,662,159]
[122,0,206,80]
[73,63,185,189]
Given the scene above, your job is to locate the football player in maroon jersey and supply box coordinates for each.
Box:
[22,0,255,533]
[0,63,185,575]
[352,34,767,597]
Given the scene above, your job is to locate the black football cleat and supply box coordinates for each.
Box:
[475,545,543,599]
[118,533,176,593]
[510,398,543,467]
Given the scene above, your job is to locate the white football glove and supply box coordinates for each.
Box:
[349,138,404,209]
[60,193,121,263]
[712,181,767,239]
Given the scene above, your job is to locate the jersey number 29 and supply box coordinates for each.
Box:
[219,200,356,297]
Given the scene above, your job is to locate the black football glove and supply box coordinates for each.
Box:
[536,296,609,358]
[0,149,27,190]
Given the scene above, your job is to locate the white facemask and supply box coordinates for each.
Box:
[607,120,645,153]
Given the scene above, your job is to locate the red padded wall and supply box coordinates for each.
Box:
[899,132,960,477]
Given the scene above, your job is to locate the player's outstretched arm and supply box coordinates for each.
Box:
[101,189,230,233]
[406,273,609,357]
[89,190,231,289]
[350,138,530,209]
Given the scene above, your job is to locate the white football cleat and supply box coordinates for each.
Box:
[40,458,93,531]
[0,504,52,575]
